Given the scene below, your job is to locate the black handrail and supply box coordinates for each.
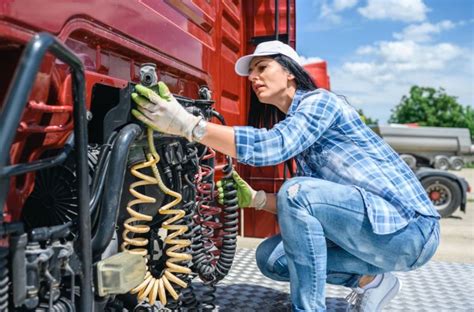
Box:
[275,0,279,40]
[0,32,92,311]
[287,0,291,44]
[252,0,290,45]
[0,135,74,177]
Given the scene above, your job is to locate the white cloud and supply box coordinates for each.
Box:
[458,18,474,26]
[333,0,359,11]
[332,66,473,123]
[300,55,325,65]
[320,2,343,24]
[298,2,472,123]
[318,0,359,26]
[328,39,472,122]
[342,62,394,82]
[358,0,429,22]
[394,20,455,42]
[357,40,464,72]
[356,45,376,55]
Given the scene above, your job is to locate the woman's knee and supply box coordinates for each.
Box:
[277,177,359,215]
[277,177,307,211]
[277,177,328,214]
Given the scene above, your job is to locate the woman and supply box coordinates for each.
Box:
[131,40,440,312]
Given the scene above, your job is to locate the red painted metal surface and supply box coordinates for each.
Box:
[240,0,296,238]
[250,0,296,47]
[0,0,296,238]
[304,61,331,90]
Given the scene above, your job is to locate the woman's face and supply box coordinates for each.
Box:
[248,57,295,105]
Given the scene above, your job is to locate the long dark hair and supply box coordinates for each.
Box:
[247,54,318,176]
[248,54,317,128]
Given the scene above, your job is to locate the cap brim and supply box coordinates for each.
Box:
[234,52,277,76]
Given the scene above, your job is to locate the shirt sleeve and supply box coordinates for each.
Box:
[234,91,341,166]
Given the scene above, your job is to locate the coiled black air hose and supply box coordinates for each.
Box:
[0,248,8,312]
[214,164,238,280]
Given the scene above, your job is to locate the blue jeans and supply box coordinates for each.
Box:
[255,177,440,312]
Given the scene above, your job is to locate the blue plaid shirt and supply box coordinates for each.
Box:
[234,89,439,235]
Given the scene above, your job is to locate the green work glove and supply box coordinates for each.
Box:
[131,82,202,141]
[217,171,266,209]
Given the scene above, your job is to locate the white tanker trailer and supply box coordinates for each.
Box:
[372,124,472,217]
[373,124,474,170]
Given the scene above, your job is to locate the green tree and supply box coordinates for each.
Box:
[357,109,379,126]
[465,106,474,139]
[389,86,474,139]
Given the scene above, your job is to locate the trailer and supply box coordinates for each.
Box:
[374,124,474,170]
[370,124,472,217]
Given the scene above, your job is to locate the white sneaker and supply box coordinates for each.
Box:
[345,273,401,312]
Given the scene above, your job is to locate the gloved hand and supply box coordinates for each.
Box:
[217,171,266,209]
[131,82,202,141]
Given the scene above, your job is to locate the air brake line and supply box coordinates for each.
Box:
[122,74,239,309]
[121,128,191,305]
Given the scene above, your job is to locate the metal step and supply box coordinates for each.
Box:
[211,248,473,311]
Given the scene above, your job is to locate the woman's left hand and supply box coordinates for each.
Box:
[131,82,201,141]
[217,171,266,209]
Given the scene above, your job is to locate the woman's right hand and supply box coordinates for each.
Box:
[131,82,201,142]
[217,171,263,208]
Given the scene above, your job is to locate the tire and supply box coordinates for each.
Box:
[448,156,464,171]
[433,155,450,170]
[400,154,417,170]
[421,176,461,218]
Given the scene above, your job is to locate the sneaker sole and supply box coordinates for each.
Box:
[375,277,401,311]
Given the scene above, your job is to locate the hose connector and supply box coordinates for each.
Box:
[139,63,158,87]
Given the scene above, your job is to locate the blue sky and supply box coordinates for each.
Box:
[296,0,474,123]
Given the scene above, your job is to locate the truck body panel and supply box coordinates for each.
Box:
[1,0,296,236]
[0,1,299,309]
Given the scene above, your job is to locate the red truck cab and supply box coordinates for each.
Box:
[0,1,296,310]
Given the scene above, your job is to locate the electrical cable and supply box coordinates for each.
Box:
[0,248,8,311]
[189,112,238,310]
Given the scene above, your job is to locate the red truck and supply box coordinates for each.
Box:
[0,1,299,310]
[7,2,458,311]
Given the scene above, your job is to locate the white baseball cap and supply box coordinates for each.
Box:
[234,40,301,76]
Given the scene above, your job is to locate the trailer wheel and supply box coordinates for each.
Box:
[433,155,450,170]
[448,156,464,171]
[421,176,461,217]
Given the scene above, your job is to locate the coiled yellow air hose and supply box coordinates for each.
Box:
[122,128,192,306]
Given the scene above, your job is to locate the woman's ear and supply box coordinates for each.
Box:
[288,73,295,81]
